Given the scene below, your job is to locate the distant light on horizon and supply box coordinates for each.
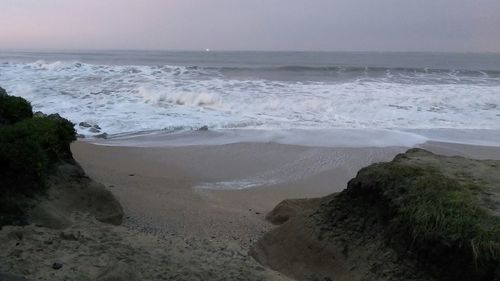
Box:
[1,0,499,53]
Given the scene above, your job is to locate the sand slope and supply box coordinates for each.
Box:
[0,213,290,281]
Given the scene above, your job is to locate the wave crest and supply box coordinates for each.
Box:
[137,87,220,107]
[28,60,86,71]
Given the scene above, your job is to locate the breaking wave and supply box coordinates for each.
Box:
[0,59,499,137]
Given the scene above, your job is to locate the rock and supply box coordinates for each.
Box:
[47,113,64,121]
[0,87,7,96]
[76,134,86,139]
[93,124,101,130]
[60,230,80,241]
[33,111,47,118]
[89,127,101,133]
[79,122,92,128]
[0,272,31,281]
[198,125,209,131]
[94,133,108,139]
[96,262,137,281]
[52,262,63,270]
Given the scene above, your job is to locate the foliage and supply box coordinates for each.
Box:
[0,92,33,125]
[0,89,76,226]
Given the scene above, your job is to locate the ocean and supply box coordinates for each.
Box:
[0,50,499,146]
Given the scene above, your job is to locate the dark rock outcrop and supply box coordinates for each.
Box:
[79,122,92,128]
[33,111,46,118]
[94,132,108,139]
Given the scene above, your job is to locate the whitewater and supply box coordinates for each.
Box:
[0,51,499,146]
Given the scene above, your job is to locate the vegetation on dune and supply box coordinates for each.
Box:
[345,149,500,281]
[0,87,76,226]
[0,88,33,125]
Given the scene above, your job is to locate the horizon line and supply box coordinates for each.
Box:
[1,47,500,56]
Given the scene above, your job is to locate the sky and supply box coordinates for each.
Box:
[1,0,500,52]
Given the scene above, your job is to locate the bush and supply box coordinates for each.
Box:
[0,89,76,226]
[0,117,76,194]
[19,116,77,161]
[0,123,49,194]
[0,92,33,125]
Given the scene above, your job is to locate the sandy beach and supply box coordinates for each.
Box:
[71,141,407,243]
[2,134,500,280]
[72,139,500,237]
[69,138,500,279]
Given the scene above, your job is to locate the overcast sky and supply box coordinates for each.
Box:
[1,0,500,52]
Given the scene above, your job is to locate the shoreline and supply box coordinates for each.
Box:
[85,127,500,150]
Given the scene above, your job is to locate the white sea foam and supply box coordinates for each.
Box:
[1,60,499,139]
[91,128,430,148]
[137,87,220,107]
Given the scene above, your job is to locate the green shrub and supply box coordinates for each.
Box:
[0,93,33,125]
[0,90,76,226]
[18,116,77,161]
[0,116,76,193]
[0,124,48,194]
[0,120,49,226]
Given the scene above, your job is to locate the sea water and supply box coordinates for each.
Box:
[0,50,499,146]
